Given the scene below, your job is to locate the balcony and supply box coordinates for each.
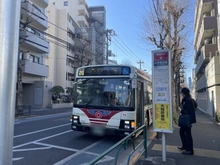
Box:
[194,0,214,36]
[66,65,75,74]
[79,0,86,5]
[77,15,89,27]
[195,44,217,75]
[21,60,49,77]
[20,30,49,53]
[195,74,207,91]
[21,1,48,30]
[195,16,217,50]
[32,0,49,8]
[78,4,89,18]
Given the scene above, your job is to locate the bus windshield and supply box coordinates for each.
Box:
[74,78,134,109]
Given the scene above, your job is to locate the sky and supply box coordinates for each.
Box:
[86,0,196,78]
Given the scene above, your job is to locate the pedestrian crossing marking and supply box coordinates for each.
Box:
[152,144,220,159]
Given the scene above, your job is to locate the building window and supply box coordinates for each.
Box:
[29,55,40,64]
[34,56,40,64]
[64,1,68,6]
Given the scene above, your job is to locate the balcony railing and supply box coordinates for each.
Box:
[195,16,216,50]
[66,65,75,74]
[78,4,89,18]
[195,74,207,91]
[21,1,48,30]
[21,60,49,77]
[195,43,217,75]
[20,30,49,53]
[194,0,214,39]
[31,0,48,8]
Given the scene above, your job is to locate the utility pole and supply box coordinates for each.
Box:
[105,29,116,64]
[0,0,21,165]
[137,60,144,70]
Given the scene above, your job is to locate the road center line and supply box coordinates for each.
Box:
[14,123,70,138]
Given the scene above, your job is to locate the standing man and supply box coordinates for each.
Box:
[178,87,196,155]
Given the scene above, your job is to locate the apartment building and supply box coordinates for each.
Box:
[88,6,106,64]
[19,0,51,108]
[47,0,106,90]
[194,0,220,117]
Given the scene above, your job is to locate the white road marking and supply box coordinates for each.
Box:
[34,142,78,152]
[53,138,114,165]
[14,123,70,138]
[13,130,72,149]
[13,147,51,152]
[12,157,24,161]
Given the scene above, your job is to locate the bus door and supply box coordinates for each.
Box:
[136,81,144,128]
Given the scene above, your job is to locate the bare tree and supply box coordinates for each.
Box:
[73,31,93,67]
[16,12,32,116]
[140,0,193,120]
[17,4,43,115]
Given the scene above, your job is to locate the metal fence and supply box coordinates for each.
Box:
[86,125,147,165]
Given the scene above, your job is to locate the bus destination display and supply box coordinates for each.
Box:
[78,66,131,76]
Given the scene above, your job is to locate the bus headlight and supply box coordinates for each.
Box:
[124,121,130,125]
[124,125,130,129]
[124,120,135,129]
[72,115,79,124]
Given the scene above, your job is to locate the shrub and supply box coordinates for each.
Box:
[216,108,220,123]
[50,86,64,95]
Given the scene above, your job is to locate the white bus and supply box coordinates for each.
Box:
[70,65,152,136]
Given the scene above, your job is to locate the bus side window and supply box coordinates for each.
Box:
[125,92,131,106]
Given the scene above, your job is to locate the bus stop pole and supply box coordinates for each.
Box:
[162,132,166,161]
[0,0,21,165]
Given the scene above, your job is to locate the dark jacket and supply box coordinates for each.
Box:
[181,96,196,124]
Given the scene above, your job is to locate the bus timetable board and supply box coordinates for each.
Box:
[78,66,131,76]
[152,49,173,133]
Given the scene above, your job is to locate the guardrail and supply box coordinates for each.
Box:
[86,125,147,165]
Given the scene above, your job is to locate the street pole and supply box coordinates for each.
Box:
[105,29,116,64]
[0,0,21,164]
[137,60,144,70]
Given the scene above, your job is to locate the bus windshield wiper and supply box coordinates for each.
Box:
[84,97,95,107]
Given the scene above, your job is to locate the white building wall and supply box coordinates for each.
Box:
[203,56,220,116]
[47,5,68,88]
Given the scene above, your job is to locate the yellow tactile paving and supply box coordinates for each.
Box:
[152,144,220,159]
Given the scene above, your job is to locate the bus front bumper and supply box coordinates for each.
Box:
[71,124,134,136]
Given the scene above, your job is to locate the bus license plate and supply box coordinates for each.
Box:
[91,126,105,136]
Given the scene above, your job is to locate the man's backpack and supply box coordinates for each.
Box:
[192,98,198,111]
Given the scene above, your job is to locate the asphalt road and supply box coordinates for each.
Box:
[13,111,155,165]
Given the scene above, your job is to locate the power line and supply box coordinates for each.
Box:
[116,35,140,61]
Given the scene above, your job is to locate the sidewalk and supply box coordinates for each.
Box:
[136,110,220,165]
[15,107,72,120]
